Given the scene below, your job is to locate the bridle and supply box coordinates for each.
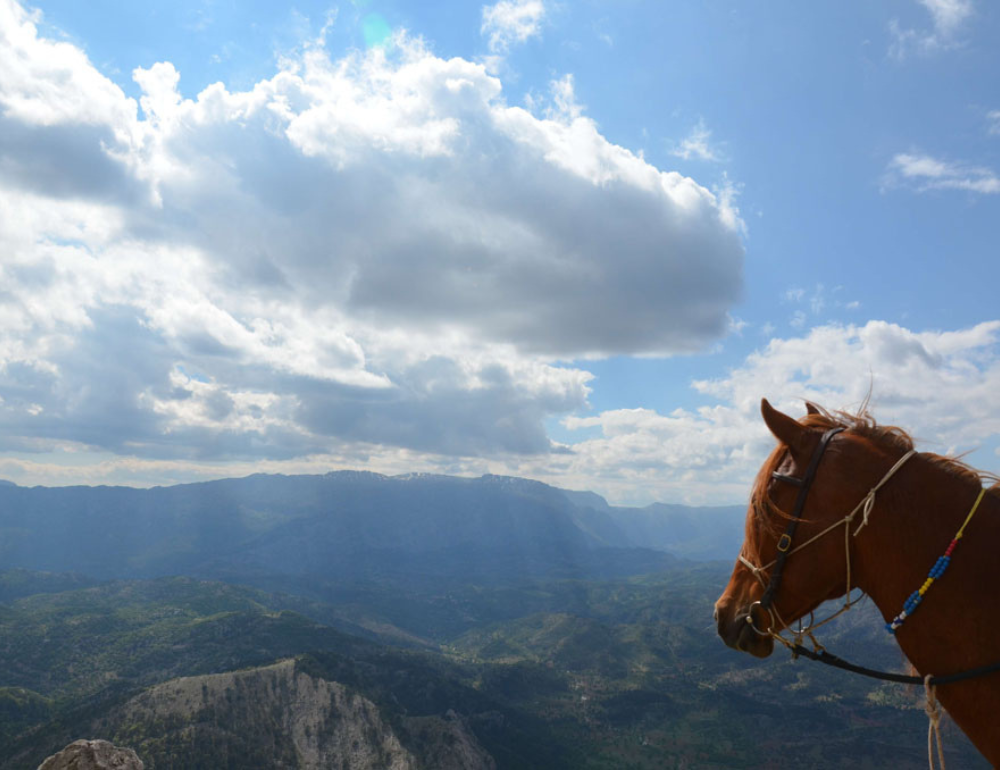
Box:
[738,426,917,646]
[733,425,1000,770]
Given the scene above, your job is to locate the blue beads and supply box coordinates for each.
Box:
[886,553,954,634]
[929,556,950,579]
[901,592,921,616]
[887,491,986,635]
[884,494,987,636]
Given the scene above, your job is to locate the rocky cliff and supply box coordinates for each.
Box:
[90,659,494,769]
[37,740,143,770]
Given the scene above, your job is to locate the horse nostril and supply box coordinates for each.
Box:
[713,607,719,623]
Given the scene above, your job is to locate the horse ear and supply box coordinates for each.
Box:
[805,402,820,416]
[761,399,807,449]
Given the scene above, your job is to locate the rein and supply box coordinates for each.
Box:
[786,643,1000,687]
[739,430,1000,770]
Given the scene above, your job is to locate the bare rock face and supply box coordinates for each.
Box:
[37,740,144,770]
[107,659,419,770]
[82,659,496,769]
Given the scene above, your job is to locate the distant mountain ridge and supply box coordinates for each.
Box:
[0,472,744,590]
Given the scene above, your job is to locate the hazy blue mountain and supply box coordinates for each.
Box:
[0,472,751,581]
[604,502,747,561]
[0,473,722,588]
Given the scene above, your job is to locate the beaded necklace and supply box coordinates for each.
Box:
[886,487,987,634]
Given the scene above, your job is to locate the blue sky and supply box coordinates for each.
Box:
[1,0,998,504]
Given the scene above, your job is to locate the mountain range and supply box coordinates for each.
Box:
[0,472,744,584]
[0,471,987,768]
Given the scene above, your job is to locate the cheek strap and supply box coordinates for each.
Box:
[757,427,845,612]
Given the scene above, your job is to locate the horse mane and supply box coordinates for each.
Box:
[749,401,1000,532]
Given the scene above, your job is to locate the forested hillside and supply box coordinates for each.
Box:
[0,559,987,768]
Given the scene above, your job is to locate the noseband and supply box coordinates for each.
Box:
[739,428,917,640]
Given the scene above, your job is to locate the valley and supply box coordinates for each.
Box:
[0,473,987,768]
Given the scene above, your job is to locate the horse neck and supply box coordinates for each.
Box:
[851,452,998,675]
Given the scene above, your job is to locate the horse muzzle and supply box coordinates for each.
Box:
[715,602,775,659]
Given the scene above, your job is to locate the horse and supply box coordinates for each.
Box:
[714,399,1000,766]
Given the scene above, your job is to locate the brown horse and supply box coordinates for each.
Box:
[715,399,1000,766]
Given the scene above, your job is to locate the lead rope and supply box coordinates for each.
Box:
[925,674,945,770]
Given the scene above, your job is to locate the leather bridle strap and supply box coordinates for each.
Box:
[757,427,845,612]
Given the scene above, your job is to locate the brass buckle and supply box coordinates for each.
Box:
[776,533,792,552]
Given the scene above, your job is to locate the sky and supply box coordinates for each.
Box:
[0,0,999,505]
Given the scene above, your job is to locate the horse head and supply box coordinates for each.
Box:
[714,399,896,657]
[713,400,1000,767]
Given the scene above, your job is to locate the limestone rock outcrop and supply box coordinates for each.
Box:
[37,739,144,770]
[88,658,494,769]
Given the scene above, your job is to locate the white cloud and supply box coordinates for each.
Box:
[920,0,974,36]
[0,1,136,129]
[711,174,744,235]
[888,0,974,59]
[481,0,545,53]
[542,320,1000,505]
[670,119,722,162]
[545,73,583,121]
[133,61,182,125]
[783,284,847,327]
[987,109,1000,136]
[809,287,825,316]
[885,152,1000,194]
[0,0,742,468]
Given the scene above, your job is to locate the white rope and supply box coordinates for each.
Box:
[854,449,918,535]
[925,674,946,770]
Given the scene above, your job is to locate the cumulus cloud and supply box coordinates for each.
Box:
[0,0,742,468]
[884,152,1000,194]
[542,320,1000,504]
[888,0,974,59]
[481,0,545,53]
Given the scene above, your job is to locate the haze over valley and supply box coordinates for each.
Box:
[0,472,988,767]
